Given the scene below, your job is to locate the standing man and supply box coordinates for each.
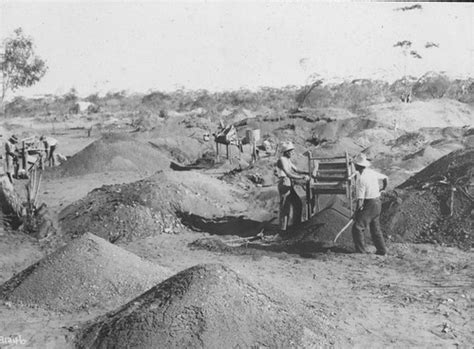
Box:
[5,135,18,183]
[40,135,58,167]
[276,142,309,230]
[352,154,388,255]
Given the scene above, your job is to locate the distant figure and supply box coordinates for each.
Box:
[275,141,309,231]
[401,90,412,103]
[5,135,19,183]
[40,135,58,167]
[352,154,388,256]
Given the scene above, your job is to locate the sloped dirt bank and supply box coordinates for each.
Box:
[381,148,473,249]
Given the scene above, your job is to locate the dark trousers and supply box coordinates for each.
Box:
[278,182,302,231]
[48,145,56,167]
[352,198,387,255]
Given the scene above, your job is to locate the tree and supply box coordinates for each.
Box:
[295,73,324,110]
[392,5,440,103]
[1,28,47,105]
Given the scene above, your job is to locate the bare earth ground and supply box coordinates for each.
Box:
[0,109,473,348]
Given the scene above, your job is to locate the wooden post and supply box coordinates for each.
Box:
[346,152,353,215]
[306,151,313,217]
[21,141,27,173]
[226,143,229,160]
[305,180,311,220]
[215,140,219,161]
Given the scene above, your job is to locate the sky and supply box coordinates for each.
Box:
[1,1,473,98]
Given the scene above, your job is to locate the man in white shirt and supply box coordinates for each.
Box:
[352,154,388,255]
[40,135,58,167]
[276,141,309,230]
[5,135,19,183]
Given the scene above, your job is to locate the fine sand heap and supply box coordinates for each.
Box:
[0,233,170,312]
[76,263,327,349]
[50,133,171,178]
[59,170,249,243]
[289,199,354,251]
[381,147,473,249]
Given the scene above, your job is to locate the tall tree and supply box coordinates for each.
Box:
[392,5,439,102]
[1,28,48,105]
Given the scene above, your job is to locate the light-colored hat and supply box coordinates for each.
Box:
[353,153,371,167]
[281,141,295,153]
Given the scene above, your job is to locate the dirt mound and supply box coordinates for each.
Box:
[59,171,251,243]
[368,99,474,132]
[310,117,380,143]
[148,136,208,164]
[353,127,399,148]
[189,198,356,256]
[398,147,473,189]
[76,263,328,349]
[50,133,171,178]
[401,143,465,173]
[381,148,473,249]
[294,200,354,247]
[0,233,170,312]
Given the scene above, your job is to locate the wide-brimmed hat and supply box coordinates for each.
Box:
[281,141,295,153]
[353,153,371,167]
[9,135,18,143]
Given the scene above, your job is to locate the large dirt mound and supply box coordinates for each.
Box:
[50,133,171,178]
[76,263,328,349]
[59,171,251,243]
[368,99,474,132]
[381,148,473,249]
[147,136,210,164]
[0,233,170,312]
[310,117,380,143]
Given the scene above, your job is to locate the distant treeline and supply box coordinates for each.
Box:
[3,72,473,118]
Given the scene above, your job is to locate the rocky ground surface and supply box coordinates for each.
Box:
[0,100,472,348]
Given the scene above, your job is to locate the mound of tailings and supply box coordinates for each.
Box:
[368,99,474,132]
[59,170,250,243]
[76,263,328,349]
[0,233,170,312]
[51,133,170,178]
[381,148,473,249]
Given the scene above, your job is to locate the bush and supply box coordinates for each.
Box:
[412,72,450,99]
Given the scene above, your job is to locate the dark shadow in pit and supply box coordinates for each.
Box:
[178,212,269,238]
[186,217,354,258]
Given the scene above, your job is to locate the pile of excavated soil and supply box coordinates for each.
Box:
[310,117,380,143]
[290,199,354,249]
[381,148,473,249]
[59,171,250,243]
[401,143,465,172]
[49,133,171,178]
[76,263,329,349]
[368,99,474,132]
[0,233,170,312]
[147,135,212,164]
[189,198,356,256]
[353,127,399,148]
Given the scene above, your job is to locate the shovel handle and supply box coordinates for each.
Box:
[333,218,354,243]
